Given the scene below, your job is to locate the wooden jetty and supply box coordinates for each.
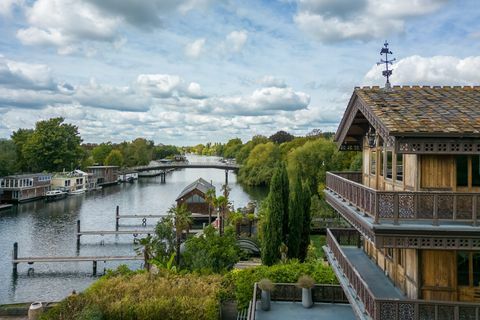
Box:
[12,242,142,275]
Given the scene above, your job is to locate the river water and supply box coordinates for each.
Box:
[0,155,267,304]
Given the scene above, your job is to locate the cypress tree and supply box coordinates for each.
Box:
[287,175,303,259]
[279,162,290,243]
[299,182,312,262]
[261,163,285,265]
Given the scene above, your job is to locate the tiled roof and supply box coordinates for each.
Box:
[176,178,215,201]
[355,86,480,136]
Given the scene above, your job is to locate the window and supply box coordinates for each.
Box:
[185,194,205,203]
[473,156,480,187]
[456,155,468,187]
[473,253,480,287]
[457,252,470,286]
[379,150,384,176]
[386,151,393,179]
[396,154,403,182]
[371,151,376,175]
[386,248,394,260]
[398,249,404,268]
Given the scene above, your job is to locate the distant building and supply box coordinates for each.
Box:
[51,170,88,194]
[86,166,119,186]
[0,173,52,202]
[176,178,215,215]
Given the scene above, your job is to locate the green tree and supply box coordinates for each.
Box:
[91,142,113,164]
[223,138,242,159]
[153,145,179,160]
[0,139,18,175]
[182,225,240,272]
[21,118,83,172]
[299,182,312,262]
[238,142,280,186]
[104,149,124,166]
[269,130,294,144]
[261,162,288,266]
[168,204,192,265]
[11,128,34,172]
[287,175,303,259]
[134,235,157,271]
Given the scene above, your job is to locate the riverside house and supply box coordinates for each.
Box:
[176,178,215,215]
[0,173,52,202]
[51,170,88,195]
[86,166,119,187]
[324,86,480,319]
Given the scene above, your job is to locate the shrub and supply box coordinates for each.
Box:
[41,269,224,320]
[257,279,275,291]
[227,260,337,309]
[296,275,315,289]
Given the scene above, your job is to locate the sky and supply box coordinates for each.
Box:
[0,0,479,145]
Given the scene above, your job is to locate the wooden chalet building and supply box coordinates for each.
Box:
[176,178,215,215]
[324,86,480,319]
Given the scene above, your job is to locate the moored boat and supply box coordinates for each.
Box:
[45,189,67,201]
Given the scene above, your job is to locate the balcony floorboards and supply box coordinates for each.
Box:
[342,247,405,300]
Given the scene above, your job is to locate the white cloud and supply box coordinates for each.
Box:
[226,30,248,52]
[364,55,480,86]
[0,0,23,16]
[185,38,206,58]
[0,56,56,90]
[258,76,287,88]
[294,0,449,42]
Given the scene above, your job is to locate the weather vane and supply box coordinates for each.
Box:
[377,41,396,88]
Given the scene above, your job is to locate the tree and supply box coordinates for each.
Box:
[153,145,179,160]
[0,139,18,175]
[22,118,83,172]
[205,188,217,224]
[269,130,294,144]
[299,182,312,262]
[11,128,34,172]
[91,142,113,164]
[134,235,157,271]
[287,175,303,259]
[168,204,192,265]
[182,226,240,272]
[104,149,124,166]
[261,162,289,266]
[238,142,280,186]
[222,138,243,159]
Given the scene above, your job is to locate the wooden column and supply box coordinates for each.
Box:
[76,220,81,248]
[12,242,18,274]
[115,205,119,231]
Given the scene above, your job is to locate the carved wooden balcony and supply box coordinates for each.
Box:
[326,172,480,226]
[324,229,480,320]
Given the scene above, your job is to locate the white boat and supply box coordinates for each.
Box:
[68,188,86,195]
[45,190,67,201]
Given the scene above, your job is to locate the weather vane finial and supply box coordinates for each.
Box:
[377,41,396,89]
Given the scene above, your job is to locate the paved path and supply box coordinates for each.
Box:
[255,301,355,320]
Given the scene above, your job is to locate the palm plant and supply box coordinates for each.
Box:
[134,234,156,271]
[168,204,192,265]
[205,188,216,224]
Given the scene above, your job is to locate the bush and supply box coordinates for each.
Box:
[41,269,224,320]
[226,260,338,309]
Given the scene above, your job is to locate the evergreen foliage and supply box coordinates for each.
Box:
[261,162,287,266]
[287,175,303,259]
[299,182,312,261]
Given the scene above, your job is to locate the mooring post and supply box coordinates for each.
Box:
[12,242,18,274]
[115,205,119,231]
[93,261,97,276]
[76,220,81,248]
[225,170,228,185]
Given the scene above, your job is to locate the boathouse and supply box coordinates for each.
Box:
[0,173,52,202]
[324,85,480,319]
[51,170,88,194]
[176,178,215,215]
[87,166,119,186]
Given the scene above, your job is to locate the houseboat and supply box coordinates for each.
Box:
[45,189,67,201]
[118,170,139,183]
[87,166,119,187]
[51,170,88,195]
[0,173,52,203]
[323,85,480,319]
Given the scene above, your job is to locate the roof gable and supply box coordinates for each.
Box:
[176,178,215,201]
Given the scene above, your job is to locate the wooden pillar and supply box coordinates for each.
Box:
[76,220,81,248]
[225,170,229,186]
[115,205,119,231]
[92,261,97,276]
[12,242,18,274]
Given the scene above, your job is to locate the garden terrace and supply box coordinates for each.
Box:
[247,282,354,320]
[324,228,480,320]
[325,171,480,250]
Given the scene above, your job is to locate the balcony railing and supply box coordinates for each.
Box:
[326,172,480,225]
[326,229,480,320]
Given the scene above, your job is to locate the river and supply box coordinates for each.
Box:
[0,155,267,304]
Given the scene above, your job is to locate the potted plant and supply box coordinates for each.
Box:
[258,278,275,311]
[297,275,315,308]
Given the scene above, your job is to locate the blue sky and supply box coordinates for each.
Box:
[0,0,479,145]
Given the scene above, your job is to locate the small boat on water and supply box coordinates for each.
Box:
[69,188,86,195]
[45,190,67,201]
